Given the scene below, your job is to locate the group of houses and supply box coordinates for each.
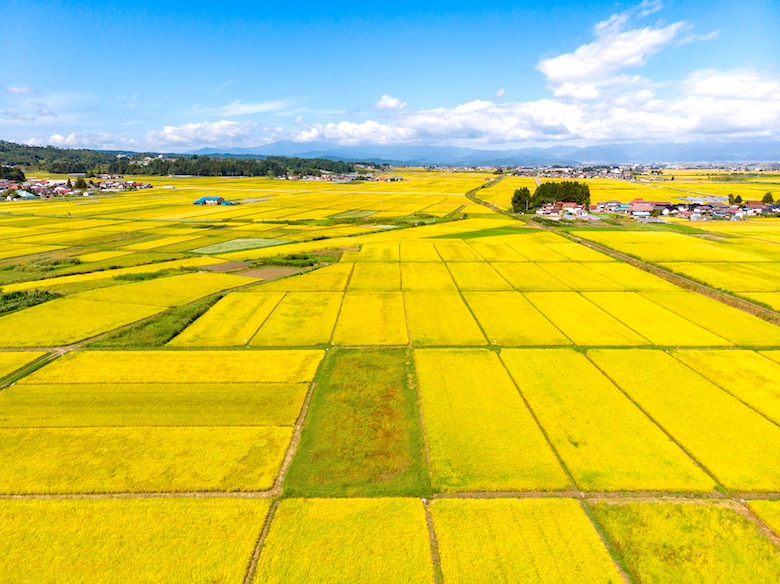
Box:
[0,177,153,201]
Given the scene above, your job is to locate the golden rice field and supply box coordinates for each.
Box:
[3,173,780,583]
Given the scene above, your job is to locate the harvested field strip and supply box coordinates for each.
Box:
[583,262,679,291]
[589,349,780,491]
[285,349,428,496]
[255,498,435,584]
[640,291,780,347]
[332,292,408,346]
[404,293,487,346]
[592,502,780,583]
[507,243,567,262]
[490,263,571,291]
[434,242,482,262]
[463,292,571,346]
[401,263,458,291]
[347,262,401,291]
[0,352,48,380]
[544,242,613,262]
[250,292,343,346]
[526,292,650,346]
[583,292,732,346]
[446,262,513,291]
[501,349,714,492]
[23,350,324,384]
[400,242,442,262]
[75,272,259,308]
[257,262,353,292]
[0,382,308,427]
[167,292,285,347]
[431,498,623,584]
[468,243,527,262]
[0,498,272,584]
[672,350,780,426]
[0,426,292,494]
[0,298,165,347]
[537,263,625,291]
[414,349,569,492]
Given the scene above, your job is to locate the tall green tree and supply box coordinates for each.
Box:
[762,192,774,204]
[511,187,531,213]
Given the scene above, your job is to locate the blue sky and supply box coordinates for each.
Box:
[2,0,779,151]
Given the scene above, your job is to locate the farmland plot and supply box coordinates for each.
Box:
[347,262,401,291]
[414,349,569,492]
[434,242,483,261]
[258,262,353,292]
[0,498,271,584]
[0,351,47,379]
[583,262,678,291]
[468,242,527,262]
[400,262,459,291]
[399,242,442,261]
[501,349,714,492]
[446,262,513,291]
[404,293,486,346]
[491,262,570,291]
[589,349,780,491]
[250,292,343,346]
[255,498,434,584]
[538,263,625,291]
[332,292,408,346]
[507,243,568,262]
[431,499,622,584]
[354,243,400,262]
[544,242,613,262]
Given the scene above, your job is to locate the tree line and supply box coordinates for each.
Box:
[511,181,591,212]
[0,141,357,178]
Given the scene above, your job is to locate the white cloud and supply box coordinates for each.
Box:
[373,95,407,110]
[496,88,506,99]
[6,86,34,94]
[192,100,288,117]
[48,133,79,146]
[216,79,234,92]
[144,120,258,147]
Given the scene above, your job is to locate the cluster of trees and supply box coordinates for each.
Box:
[0,141,357,178]
[0,165,25,182]
[511,181,591,212]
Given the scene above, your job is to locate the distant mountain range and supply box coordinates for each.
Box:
[188,141,780,166]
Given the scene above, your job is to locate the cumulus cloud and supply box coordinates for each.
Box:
[373,95,407,110]
[5,86,34,94]
[48,133,79,146]
[144,120,258,147]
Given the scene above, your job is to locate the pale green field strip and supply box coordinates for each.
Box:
[354,242,400,262]
[537,263,625,291]
[168,292,286,347]
[0,383,307,427]
[745,292,780,311]
[332,292,409,346]
[463,292,571,346]
[400,242,442,261]
[526,292,650,346]
[659,261,780,292]
[123,234,202,251]
[0,498,271,584]
[446,262,513,291]
[404,292,487,346]
[2,256,220,292]
[431,498,623,584]
[589,349,780,491]
[0,298,165,347]
[490,262,570,291]
[400,262,459,291]
[0,426,292,494]
[75,250,134,262]
[347,262,402,291]
[250,292,343,346]
[583,262,679,291]
[592,502,780,583]
[0,244,64,260]
[583,292,732,346]
[414,349,569,492]
[672,350,780,425]
[641,291,780,346]
[194,237,291,254]
[434,242,483,261]
[468,242,527,262]
[257,262,353,292]
[74,272,259,307]
[255,498,434,584]
[507,243,568,262]
[544,242,614,262]
[501,349,715,492]
[23,350,324,384]
[0,351,47,379]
